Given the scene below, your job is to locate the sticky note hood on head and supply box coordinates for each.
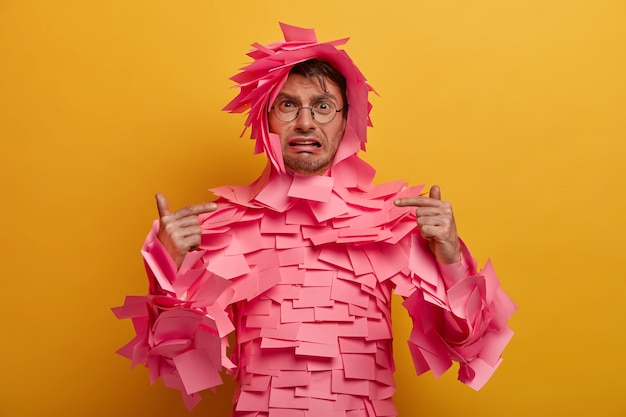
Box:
[223,23,375,175]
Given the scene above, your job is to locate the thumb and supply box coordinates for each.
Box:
[155,193,170,218]
[429,185,441,201]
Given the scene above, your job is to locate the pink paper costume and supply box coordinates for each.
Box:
[113,23,516,416]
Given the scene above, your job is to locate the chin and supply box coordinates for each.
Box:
[286,161,331,176]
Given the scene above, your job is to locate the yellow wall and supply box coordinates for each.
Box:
[1,1,625,416]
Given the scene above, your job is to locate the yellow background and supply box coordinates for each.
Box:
[1,1,625,416]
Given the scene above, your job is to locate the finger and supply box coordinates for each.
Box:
[173,202,218,219]
[417,216,448,229]
[415,206,445,218]
[160,218,201,241]
[394,196,424,207]
[429,185,441,201]
[187,234,202,252]
[155,193,170,218]
[178,225,203,240]
[174,216,202,229]
[395,196,441,207]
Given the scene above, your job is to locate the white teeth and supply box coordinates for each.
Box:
[290,141,320,147]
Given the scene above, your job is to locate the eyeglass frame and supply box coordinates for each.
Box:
[270,98,346,125]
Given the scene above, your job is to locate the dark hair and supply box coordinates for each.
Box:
[289,59,348,115]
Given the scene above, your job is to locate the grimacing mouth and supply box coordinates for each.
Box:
[288,138,322,148]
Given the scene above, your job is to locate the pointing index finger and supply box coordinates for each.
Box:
[394,196,432,207]
[173,202,218,219]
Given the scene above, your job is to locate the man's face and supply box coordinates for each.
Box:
[269,74,346,176]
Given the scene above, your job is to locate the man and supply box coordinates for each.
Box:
[114,23,515,417]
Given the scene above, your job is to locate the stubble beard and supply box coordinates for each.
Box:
[283,152,334,176]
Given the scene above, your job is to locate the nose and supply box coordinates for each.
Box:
[293,108,316,131]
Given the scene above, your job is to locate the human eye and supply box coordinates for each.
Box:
[313,101,333,114]
[277,99,298,112]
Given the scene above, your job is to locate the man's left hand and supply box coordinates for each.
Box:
[394,185,461,264]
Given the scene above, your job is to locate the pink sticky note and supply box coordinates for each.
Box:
[371,398,398,417]
[142,246,175,293]
[383,218,417,245]
[331,370,369,396]
[447,276,484,320]
[342,353,376,380]
[348,302,382,319]
[306,398,340,417]
[260,337,300,349]
[151,310,200,345]
[354,273,377,290]
[477,327,515,367]
[276,233,313,249]
[278,247,306,266]
[272,370,311,388]
[280,22,318,42]
[281,300,315,323]
[295,341,339,358]
[200,205,246,229]
[331,154,376,189]
[293,286,334,308]
[286,202,320,225]
[338,227,381,240]
[346,247,374,276]
[224,224,265,255]
[254,173,293,212]
[260,322,301,341]
[302,227,340,246]
[206,252,250,279]
[338,337,377,353]
[298,322,338,344]
[460,357,502,390]
[374,367,395,385]
[408,233,440,287]
[318,245,353,271]
[236,389,271,412]
[308,192,349,222]
[369,381,395,401]
[335,187,384,209]
[314,304,355,322]
[244,298,274,315]
[172,349,223,394]
[337,317,369,337]
[364,180,405,199]
[303,269,335,287]
[335,393,369,411]
[269,408,305,417]
[269,387,311,410]
[334,210,389,229]
[246,306,280,329]
[277,265,306,285]
[111,296,147,319]
[365,244,407,282]
[331,278,369,308]
[295,370,336,400]
[241,374,271,392]
[261,212,301,234]
[288,174,334,202]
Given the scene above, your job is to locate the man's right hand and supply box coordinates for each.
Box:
[155,193,218,268]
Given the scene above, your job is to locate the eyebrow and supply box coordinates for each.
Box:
[275,92,339,105]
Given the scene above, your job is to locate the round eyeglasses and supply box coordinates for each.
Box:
[271,98,343,124]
